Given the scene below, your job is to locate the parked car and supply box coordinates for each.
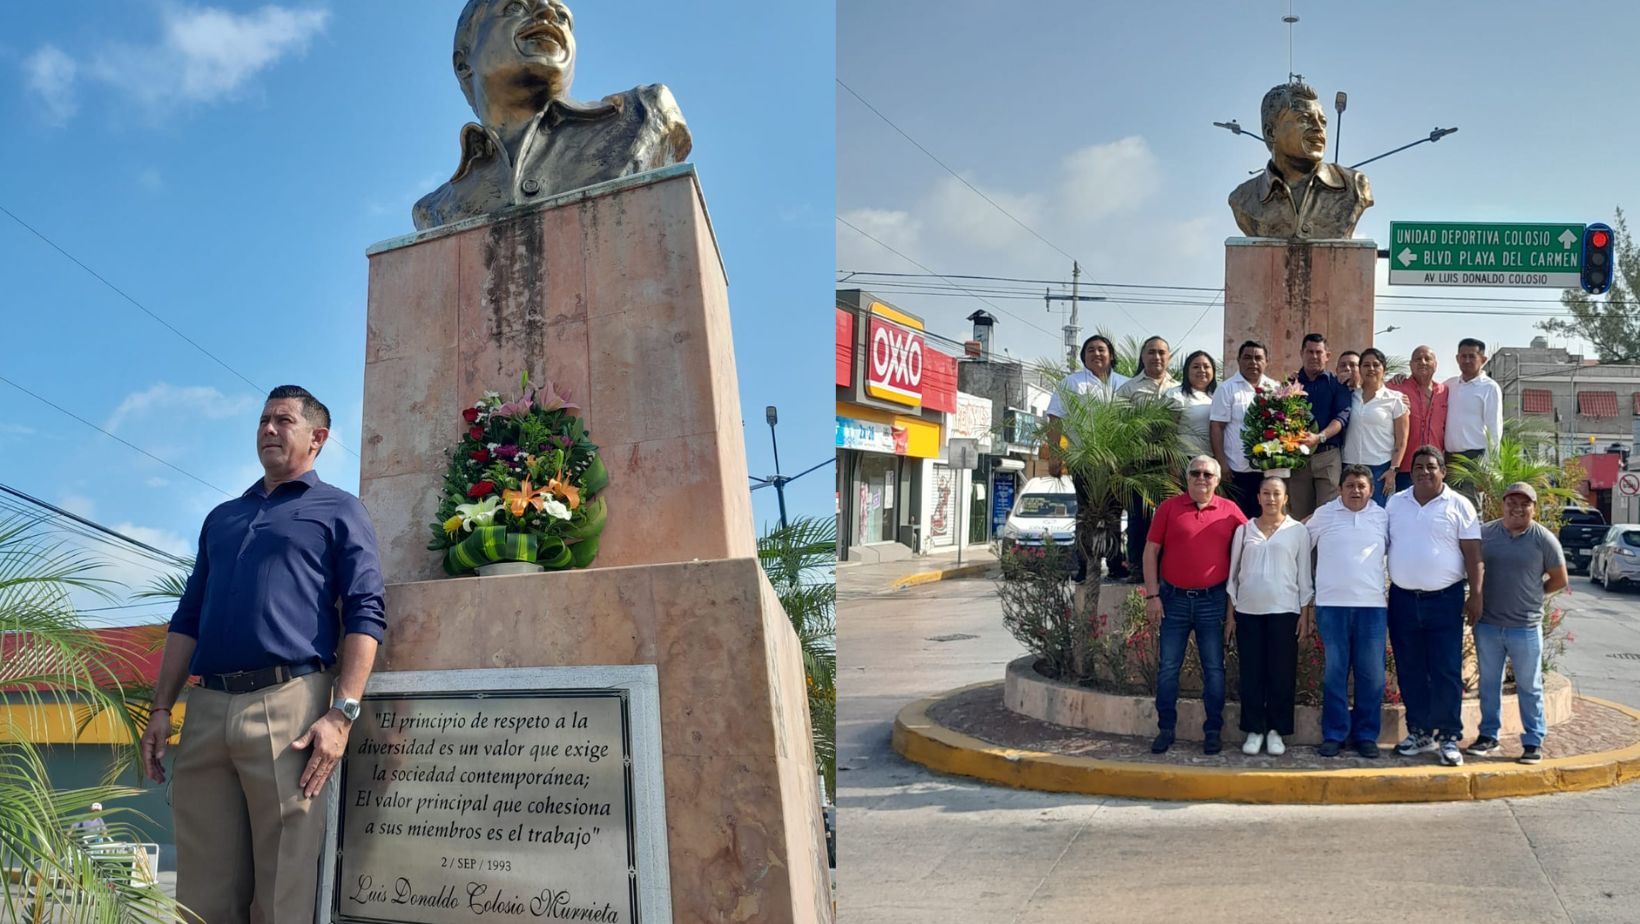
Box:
[1559,506,1608,575]
[996,475,1077,554]
[1590,525,1640,590]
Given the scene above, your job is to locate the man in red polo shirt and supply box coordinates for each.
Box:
[1388,345,1448,491]
[1142,454,1247,754]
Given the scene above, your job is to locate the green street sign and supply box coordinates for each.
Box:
[1388,220,1586,288]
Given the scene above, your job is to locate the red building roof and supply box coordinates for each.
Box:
[2,623,168,692]
[1579,391,1619,418]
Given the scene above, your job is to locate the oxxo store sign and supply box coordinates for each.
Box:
[834,295,956,459]
[866,303,926,407]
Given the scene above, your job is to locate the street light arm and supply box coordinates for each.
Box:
[1349,127,1458,170]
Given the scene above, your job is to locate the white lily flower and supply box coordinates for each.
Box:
[540,497,572,521]
[454,496,501,530]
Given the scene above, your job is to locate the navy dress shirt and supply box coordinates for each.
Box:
[1294,368,1352,452]
[169,470,387,676]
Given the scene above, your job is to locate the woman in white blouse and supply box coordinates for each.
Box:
[1342,347,1409,507]
[1164,350,1218,460]
[1226,477,1313,756]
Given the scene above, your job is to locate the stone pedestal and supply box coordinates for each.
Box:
[1223,238,1377,377]
[361,164,754,586]
[379,559,830,923]
[357,166,831,922]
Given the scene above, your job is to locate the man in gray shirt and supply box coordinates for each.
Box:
[1466,482,1568,763]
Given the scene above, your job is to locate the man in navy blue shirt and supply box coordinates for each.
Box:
[1288,333,1353,519]
[140,385,385,924]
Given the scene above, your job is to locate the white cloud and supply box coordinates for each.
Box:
[59,494,96,518]
[837,207,924,270]
[23,45,78,126]
[1056,136,1161,220]
[926,175,1043,252]
[145,477,170,488]
[110,523,192,558]
[29,5,328,123]
[106,383,256,433]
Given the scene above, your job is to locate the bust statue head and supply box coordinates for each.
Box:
[1260,81,1326,172]
[454,0,577,127]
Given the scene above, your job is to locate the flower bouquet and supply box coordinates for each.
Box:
[1241,381,1317,475]
[427,373,608,575]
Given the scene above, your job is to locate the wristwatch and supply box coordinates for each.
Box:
[331,697,362,722]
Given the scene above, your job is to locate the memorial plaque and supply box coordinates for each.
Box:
[318,666,671,923]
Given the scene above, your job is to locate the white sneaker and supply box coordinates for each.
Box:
[1266,731,1286,756]
[1242,732,1264,755]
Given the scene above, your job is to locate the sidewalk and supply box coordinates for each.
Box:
[837,545,998,596]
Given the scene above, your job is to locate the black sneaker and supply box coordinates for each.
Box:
[1150,731,1175,754]
[1465,736,1501,757]
[1354,740,1380,759]
[1203,733,1222,755]
[1317,740,1343,758]
[1518,746,1543,764]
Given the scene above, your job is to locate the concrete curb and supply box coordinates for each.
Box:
[890,563,996,590]
[892,681,1640,804]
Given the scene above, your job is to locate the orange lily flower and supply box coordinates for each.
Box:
[546,468,581,510]
[503,478,546,517]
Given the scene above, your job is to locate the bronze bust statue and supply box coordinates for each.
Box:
[413,0,692,230]
[1228,82,1372,239]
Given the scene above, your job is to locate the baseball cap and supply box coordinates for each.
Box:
[1503,482,1537,503]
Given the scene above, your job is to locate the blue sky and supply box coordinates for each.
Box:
[1,1,833,623]
[839,0,1640,368]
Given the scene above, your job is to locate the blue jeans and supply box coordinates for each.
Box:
[1315,606,1388,744]
[1367,461,1391,507]
[1388,582,1467,741]
[1156,582,1227,736]
[1474,623,1547,747]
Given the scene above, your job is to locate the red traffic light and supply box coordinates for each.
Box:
[1592,229,1611,248]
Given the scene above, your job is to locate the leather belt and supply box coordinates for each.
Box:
[200,662,323,694]
[1163,581,1227,598]
[1392,581,1465,599]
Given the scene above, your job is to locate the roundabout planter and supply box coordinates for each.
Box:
[1002,655,1574,746]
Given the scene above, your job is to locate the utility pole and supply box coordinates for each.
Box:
[1043,261,1105,367]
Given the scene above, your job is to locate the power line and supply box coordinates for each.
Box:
[835,79,1144,332]
[842,269,1601,307]
[0,200,360,460]
[835,216,1065,341]
[0,482,192,568]
[0,373,233,498]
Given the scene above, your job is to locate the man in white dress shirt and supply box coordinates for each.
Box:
[1386,445,1483,767]
[1047,334,1131,580]
[1443,338,1503,462]
[1307,465,1390,758]
[1210,340,1283,518]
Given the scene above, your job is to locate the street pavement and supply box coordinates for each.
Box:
[837,558,1640,923]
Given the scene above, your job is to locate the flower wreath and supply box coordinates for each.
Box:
[427,373,608,574]
[1242,381,1318,471]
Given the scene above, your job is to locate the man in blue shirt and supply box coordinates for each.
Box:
[1288,332,1352,519]
[140,385,386,924]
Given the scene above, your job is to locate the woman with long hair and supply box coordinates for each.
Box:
[1165,350,1218,460]
[1342,347,1409,506]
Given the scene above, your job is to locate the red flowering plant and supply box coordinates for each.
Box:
[427,373,608,575]
[1241,381,1317,472]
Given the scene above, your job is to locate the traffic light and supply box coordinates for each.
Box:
[1582,222,1615,294]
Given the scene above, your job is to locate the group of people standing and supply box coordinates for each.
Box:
[1049,331,1564,766]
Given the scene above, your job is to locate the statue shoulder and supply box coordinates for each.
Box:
[1352,167,1373,206]
[624,83,691,162]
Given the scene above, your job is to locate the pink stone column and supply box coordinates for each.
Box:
[360,166,755,586]
[1222,238,1378,378]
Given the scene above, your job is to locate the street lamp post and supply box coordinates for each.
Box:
[766,405,788,532]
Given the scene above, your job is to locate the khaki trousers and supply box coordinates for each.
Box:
[173,670,333,924]
[1288,446,1342,520]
